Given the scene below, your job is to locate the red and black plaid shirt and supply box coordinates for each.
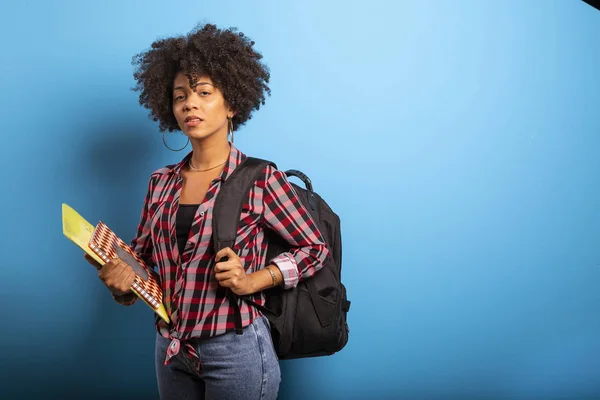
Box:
[114,144,329,365]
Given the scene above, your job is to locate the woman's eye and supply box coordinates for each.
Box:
[199,91,210,96]
[174,95,185,101]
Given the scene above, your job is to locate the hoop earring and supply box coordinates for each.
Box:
[162,133,189,152]
[228,118,234,144]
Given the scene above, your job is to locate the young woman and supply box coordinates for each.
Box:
[85,23,329,400]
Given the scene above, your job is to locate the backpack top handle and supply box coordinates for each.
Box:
[285,170,313,192]
[285,169,318,212]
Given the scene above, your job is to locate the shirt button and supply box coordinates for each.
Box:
[199,212,205,217]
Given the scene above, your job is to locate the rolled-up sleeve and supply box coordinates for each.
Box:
[262,166,330,289]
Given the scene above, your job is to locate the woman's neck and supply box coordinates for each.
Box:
[188,137,231,170]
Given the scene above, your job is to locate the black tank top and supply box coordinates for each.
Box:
[176,204,199,256]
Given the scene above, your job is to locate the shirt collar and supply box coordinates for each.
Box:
[170,143,246,182]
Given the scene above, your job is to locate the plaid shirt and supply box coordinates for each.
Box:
[114,144,329,367]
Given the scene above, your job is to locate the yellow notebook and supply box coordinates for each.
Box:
[61,203,170,323]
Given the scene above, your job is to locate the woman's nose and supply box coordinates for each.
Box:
[184,97,198,111]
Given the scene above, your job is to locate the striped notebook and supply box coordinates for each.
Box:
[62,203,170,323]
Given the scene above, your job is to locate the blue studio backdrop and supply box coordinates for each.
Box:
[1,1,599,399]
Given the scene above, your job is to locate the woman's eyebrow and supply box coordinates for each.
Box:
[173,82,213,91]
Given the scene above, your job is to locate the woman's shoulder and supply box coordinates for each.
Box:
[149,158,188,178]
[139,163,182,189]
[150,165,175,177]
[148,151,192,179]
[255,161,297,193]
[246,157,283,187]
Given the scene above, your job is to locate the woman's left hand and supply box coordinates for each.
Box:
[214,247,254,295]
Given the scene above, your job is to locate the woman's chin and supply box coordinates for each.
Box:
[186,129,226,143]
[185,130,211,141]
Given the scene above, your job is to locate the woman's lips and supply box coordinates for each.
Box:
[185,117,203,127]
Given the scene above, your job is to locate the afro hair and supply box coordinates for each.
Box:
[131,23,271,132]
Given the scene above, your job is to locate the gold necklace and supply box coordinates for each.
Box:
[188,159,227,172]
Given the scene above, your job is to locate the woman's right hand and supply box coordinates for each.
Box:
[84,254,136,296]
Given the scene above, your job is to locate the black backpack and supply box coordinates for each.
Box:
[212,156,350,360]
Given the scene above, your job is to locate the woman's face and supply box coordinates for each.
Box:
[172,71,233,141]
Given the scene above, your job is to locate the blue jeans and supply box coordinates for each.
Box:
[155,316,281,400]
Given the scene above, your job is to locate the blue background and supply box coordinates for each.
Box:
[1,1,599,399]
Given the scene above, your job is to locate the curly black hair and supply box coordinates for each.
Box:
[131,23,271,132]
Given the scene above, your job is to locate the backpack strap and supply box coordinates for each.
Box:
[212,156,277,334]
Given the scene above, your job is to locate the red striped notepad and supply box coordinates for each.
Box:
[88,221,170,323]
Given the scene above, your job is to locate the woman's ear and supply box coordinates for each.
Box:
[227,104,237,119]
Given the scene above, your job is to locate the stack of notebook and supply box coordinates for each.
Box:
[61,203,170,323]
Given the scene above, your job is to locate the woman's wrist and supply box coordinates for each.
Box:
[247,264,283,294]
